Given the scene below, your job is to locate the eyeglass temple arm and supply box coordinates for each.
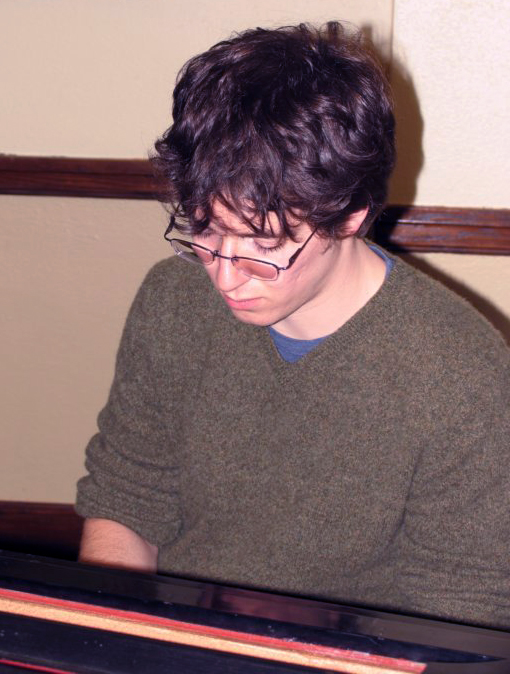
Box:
[163,222,175,241]
[279,227,318,271]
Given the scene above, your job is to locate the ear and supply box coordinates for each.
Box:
[343,207,369,236]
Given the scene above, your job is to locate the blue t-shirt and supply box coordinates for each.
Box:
[269,245,394,363]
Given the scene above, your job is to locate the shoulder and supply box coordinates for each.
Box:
[369,254,510,412]
[136,256,217,305]
[129,256,226,321]
[385,255,508,360]
[121,256,238,352]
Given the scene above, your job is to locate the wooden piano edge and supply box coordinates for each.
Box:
[0,586,424,674]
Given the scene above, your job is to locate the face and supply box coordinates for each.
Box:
[194,202,346,337]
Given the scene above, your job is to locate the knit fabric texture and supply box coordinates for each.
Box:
[76,252,510,628]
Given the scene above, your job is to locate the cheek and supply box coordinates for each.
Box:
[204,264,216,284]
[284,262,312,292]
[268,273,304,305]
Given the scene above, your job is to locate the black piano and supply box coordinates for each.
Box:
[0,549,509,673]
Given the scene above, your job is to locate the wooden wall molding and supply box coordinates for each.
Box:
[1,155,509,255]
[376,205,510,255]
[0,155,155,199]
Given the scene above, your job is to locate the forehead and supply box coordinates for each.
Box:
[209,200,286,239]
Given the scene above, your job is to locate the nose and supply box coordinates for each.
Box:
[211,238,249,293]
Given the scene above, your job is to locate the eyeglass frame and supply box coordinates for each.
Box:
[164,222,318,281]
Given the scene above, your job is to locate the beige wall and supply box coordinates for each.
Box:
[1,196,169,501]
[389,0,510,208]
[0,0,392,157]
[0,0,508,502]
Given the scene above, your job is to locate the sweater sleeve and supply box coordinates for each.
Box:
[393,349,510,628]
[75,263,183,548]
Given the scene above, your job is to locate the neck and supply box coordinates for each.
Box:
[272,239,386,340]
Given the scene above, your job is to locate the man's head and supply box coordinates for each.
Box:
[153,21,395,242]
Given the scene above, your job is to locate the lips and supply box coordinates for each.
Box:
[222,294,260,309]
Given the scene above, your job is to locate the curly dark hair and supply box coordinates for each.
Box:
[152,21,395,240]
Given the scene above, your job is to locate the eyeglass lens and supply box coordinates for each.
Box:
[171,240,278,280]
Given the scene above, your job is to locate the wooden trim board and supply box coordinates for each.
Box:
[0,587,425,674]
[1,156,509,254]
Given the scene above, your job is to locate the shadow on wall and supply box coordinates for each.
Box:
[360,24,424,205]
[386,53,424,205]
[401,253,510,345]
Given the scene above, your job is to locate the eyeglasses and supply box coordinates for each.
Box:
[164,223,317,281]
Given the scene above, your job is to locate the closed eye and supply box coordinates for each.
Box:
[194,229,213,238]
[193,229,217,244]
[253,239,285,254]
[196,228,284,255]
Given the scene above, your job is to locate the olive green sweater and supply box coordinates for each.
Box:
[76,254,510,628]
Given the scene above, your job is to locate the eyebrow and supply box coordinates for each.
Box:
[207,221,280,239]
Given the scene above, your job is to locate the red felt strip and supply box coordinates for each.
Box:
[0,658,77,674]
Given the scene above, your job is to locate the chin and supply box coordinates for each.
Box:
[229,307,276,328]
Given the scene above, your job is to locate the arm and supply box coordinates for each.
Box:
[79,517,158,573]
[76,262,186,567]
[394,352,510,628]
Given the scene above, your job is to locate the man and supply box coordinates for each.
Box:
[76,22,510,628]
